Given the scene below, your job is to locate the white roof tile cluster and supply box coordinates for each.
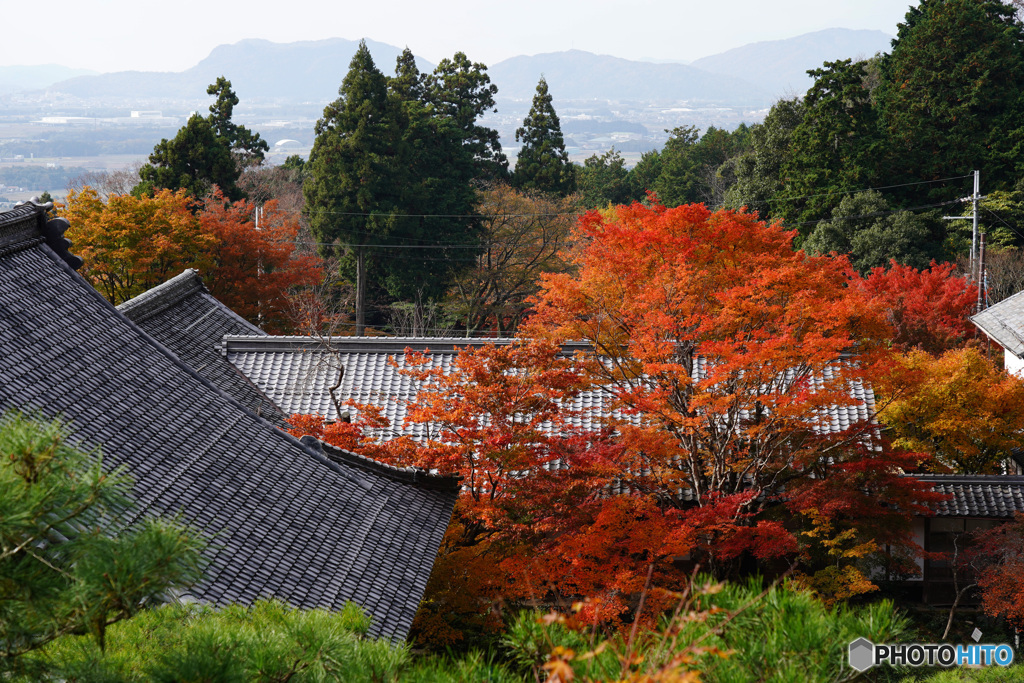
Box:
[224,337,875,439]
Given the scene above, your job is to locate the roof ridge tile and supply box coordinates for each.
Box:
[118,269,206,322]
[299,435,461,492]
[1,201,83,269]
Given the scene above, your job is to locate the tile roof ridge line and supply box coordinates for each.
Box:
[117,269,207,323]
[0,204,43,255]
[35,245,377,491]
[299,435,462,492]
[970,287,1024,321]
[219,335,599,354]
[198,292,265,337]
[1,201,84,269]
[909,473,1024,481]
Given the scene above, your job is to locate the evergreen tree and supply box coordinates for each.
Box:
[138,115,238,200]
[779,59,884,229]
[304,41,408,335]
[385,50,479,314]
[877,0,1024,196]
[801,191,936,274]
[512,77,575,196]
[0,413,202,676]
[205,77,269,168]
[648,125,698,206]
[422,52,509,181]
[653,125,751,207]
[392,47,425,101]
[628,149,663,200]
[139,78,267,201]
[724,98,803,220]
[577,148,637,208]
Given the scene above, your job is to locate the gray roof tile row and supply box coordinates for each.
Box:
[0,202,458,641]
[223,336,875,440]
[117,270,287,425]
[913,474,1024,518]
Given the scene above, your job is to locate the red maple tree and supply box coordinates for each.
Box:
[520,202,943,607]
[63,186,321,331]
[197,189,322,332]
[965,514,1024,629]
[294,201,946,641]
[857,260,976,354]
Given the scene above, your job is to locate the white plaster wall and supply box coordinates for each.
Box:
[1005,349,1024,378]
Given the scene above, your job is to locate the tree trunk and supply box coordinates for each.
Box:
[355,247,366,336]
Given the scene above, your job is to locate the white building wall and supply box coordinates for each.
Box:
[1006,349,1024,378]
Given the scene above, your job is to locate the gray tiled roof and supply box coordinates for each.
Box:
[224,336,876,439]
[0,203,458,641]
[971,290,1024,357]
[117,270,287,426]
[913,475,1024,518]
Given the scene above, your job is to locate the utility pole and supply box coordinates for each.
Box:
[972,169,980,265]
[978,231,986,314]
[255,205,264,327]
[942,171,984,306]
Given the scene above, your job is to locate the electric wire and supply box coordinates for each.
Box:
[981,205,1024,243]
[762,174,973,205]
[779,198,970,229]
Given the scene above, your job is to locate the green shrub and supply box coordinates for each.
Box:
[0,412,203,677]
[32,599,524,682]
[502,576,911,683]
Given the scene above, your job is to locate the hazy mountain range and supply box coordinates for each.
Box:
[0,65,98,96]
[690,28,893,96]
[4,28,892,106]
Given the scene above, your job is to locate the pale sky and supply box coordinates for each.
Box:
[4,0,917,73]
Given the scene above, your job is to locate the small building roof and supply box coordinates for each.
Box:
[0,202,458,641]
[223,336,876,440]
[913,474,1024,518]
[117,270,287,425]
[970,289,1024,357]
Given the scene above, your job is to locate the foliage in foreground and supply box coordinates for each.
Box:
[0,412,204,676]
[503,576,910,683]
[30,580,918,683]
[29,600,521,683]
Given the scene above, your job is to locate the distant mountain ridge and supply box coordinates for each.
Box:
[690,28,893,97]
[488,50,769,103]
[45,38,433,103]
[17,29,894,107]
[0,64,98,95]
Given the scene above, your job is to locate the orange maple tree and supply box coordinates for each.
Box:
[966,514,1024,629]
[294,201,946,642]
[62,185,321,330]
[63,187,215,304]
[518,201,943,610]
[290,340,620,644]
[878,347,1024,474]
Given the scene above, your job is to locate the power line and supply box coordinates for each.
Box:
[981,205,1024,243]
[780,197,969,229]
[763,174,973,205]
[304,210,576,218]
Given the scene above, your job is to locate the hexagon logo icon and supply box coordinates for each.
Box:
[849,638,875,672]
